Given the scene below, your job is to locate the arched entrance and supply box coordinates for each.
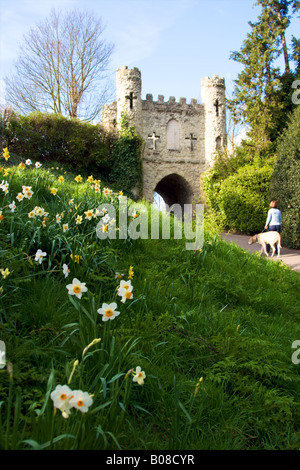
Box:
[154,173,194,212]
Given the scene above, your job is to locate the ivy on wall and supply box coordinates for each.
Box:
[108,112,143,199]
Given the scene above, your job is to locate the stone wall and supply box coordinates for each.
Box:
[102,66,226,207]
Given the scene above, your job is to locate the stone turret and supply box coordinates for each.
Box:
[116,65,142,134]
[201,75,226,165]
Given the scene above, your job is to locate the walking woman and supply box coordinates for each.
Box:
[265,200,282,254]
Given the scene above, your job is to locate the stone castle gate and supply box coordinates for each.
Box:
[102,66,226,209]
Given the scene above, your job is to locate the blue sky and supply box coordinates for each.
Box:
[0,0,299,109]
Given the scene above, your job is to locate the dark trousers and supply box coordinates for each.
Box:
[267,225,281,253]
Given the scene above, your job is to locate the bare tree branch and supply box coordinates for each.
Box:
[4,9,115,121]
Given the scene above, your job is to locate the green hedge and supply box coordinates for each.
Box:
[3,112,116,173]
[1,111,143,198]
[203,160,275,233]
[270,105,300,249]
[217,163,275,233]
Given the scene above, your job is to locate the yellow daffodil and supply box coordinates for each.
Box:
[70,254,81,264]
[0,268,10,279]
[2,148,10,161]
[75,215,83,225]
[74,175,83,183]
[128,266,134,279]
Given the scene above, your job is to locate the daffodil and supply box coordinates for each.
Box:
[2,148,10,161]
[50,188,58,195]
[87,175,94,183]
[70,254,81,264]
[35,162,42,168]
[9,201,16,212]
[58,175,64,183]
[74,175,83,183]
[63,223,69,232]
[0,268,10,279]
[50,384,73,418]
[0,349,6,369]
[23,189,34,199]
[63,263,70,278]
[75,215,83,225]
[103,187,112,197]
[28,211,35,218]
[128,266,134,279]
[35,249,47,264]
[97,302,120,322]
[117,280,133,303]
[66,278,88,299]
[84,209,93,220]
[69,390,93,413]
[16,193,24,202]
[18,162,26,170]
[25,159,32,166]
[132,366,146,385]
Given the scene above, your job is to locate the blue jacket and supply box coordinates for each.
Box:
[266,208,282,226]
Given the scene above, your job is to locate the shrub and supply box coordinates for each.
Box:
[3,112,116,173]
[203,161,275,233]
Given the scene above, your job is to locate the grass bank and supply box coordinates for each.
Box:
[0,159,299,450]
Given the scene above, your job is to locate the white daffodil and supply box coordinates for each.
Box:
[63,264,70,278]
[23,189,34,199]
[132,366,146,385]
[35,162,42,168]
[84,209,94,220]
[66,278,88,299]
[9,201,16,212]
[16,193,24,202]
[117,280,133,303]
[35,249,47,264]
[63,223,69,232]
[69,390,93,413]
[50,384,73,417]
[97,302,120,322]
[0,350,6,369]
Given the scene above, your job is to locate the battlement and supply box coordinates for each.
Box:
[144,94,200,106]
[201,75,225,88]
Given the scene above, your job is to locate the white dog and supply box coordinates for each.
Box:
[248,231,281,257]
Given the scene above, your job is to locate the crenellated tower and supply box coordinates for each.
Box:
[116,65,142,134]
[201,75,226,165]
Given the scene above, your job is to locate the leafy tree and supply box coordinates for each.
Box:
[4,9,115,121]
[229,0,299,152]
[269,105,300,248]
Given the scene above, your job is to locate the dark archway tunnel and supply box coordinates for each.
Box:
[154,173,194,212]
